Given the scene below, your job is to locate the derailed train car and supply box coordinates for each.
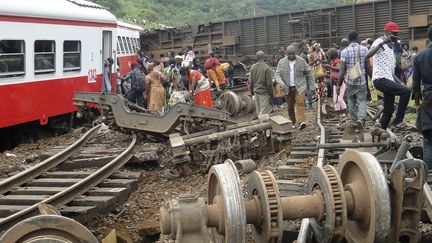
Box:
[0,0,143,149]
[141,0,431,67]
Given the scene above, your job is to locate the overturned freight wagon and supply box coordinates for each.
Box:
[141,0,431,64]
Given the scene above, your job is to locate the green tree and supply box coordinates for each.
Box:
[139,9,160,23]
[89,0,357,28]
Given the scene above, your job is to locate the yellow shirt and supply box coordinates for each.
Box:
[220,63,230,70]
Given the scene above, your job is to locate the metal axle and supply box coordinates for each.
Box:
[317,141,388,149]
[160,151,397,243]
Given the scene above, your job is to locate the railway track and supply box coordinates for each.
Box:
[157,97,431,242]
[277,98,354,241]
[277,98,352,198]
[160,93,416,242]
[0,124,139,236]
[0,96,426,242]
[288,101,432,242]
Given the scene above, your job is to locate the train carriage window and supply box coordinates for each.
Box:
[34,40,55,74]
[135,38,141,51]
[118,36,125,54]
[0,40,25,78]
[121,37,129,54]
[126,37,133,54]
[133,38,138,52]
[131,38,137,53]
[130,38,136,53]
[63,41,81,72]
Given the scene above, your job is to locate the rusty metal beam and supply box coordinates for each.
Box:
[317,141,388,149]
[73,92,230,134]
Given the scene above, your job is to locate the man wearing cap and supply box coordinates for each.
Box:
[249,51,273,116]
[413,25,432,174]
[366,21,411,130]
[275,45,315,130]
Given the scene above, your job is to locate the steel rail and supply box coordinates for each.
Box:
[316,97,326,167]
[0,133,137,232]
[297,96,326,243]
[0,124,102,195]
[317,141,388,149]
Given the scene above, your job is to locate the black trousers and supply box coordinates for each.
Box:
[373,78,411,129]
[127,89,146,108]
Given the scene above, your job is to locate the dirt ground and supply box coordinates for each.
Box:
[0,104,324,242]
[1,101,430,242]
[82,104,320,242]
[0,129,80,178]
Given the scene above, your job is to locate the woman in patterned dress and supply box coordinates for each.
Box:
[180,67,213,109]
[309,43,328,100]
[145,63,166,112]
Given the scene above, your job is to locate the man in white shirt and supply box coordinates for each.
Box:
[366,22,411,130]
[275,45,314,130]
[182,46,194,68]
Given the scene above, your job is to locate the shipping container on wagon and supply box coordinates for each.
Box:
[141,0,432,63]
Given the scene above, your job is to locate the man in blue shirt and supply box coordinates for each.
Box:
[413,25,432,173]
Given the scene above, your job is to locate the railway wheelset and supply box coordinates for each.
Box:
[160,150,426,243]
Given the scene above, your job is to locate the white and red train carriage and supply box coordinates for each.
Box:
[0,0,142,140]
[116,21,143,76]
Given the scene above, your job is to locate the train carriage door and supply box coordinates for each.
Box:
[102,31,113,91]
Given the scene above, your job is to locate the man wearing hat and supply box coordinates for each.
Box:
[366,21,411,130]
[249,51,274,117]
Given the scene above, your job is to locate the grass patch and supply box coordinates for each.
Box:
[405,113,417,126]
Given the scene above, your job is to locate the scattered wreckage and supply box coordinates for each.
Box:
[74,92,292,171]
[160,150,426,243]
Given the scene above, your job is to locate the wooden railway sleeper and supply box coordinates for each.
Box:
[0,133,137,233]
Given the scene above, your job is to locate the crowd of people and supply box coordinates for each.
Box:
[105,47,234,113]
[251,22,422,131]
[101,21,431,173]
[249,21,431,173]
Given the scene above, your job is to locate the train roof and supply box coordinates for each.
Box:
[117,21,144,31]
[0,0,117,25]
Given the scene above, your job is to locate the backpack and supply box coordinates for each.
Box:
[131,70,145,92]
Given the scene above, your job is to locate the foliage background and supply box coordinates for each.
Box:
[90,0,356,28]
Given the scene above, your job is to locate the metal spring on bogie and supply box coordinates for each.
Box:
[235,159,257,175]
